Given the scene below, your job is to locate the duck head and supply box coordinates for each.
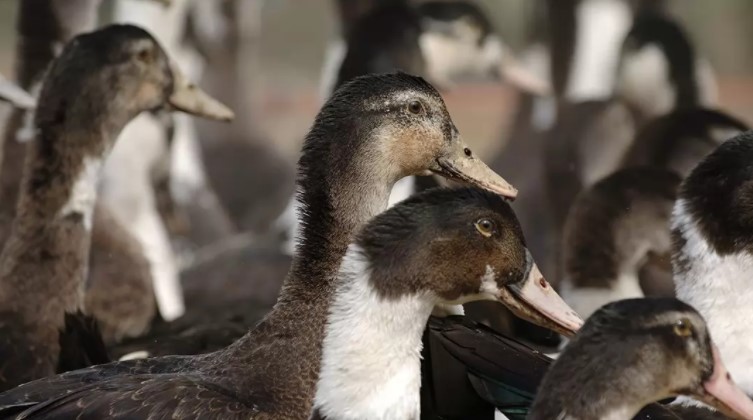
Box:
[614,11,715,118]
[532,298,753,420]
[318,72,517,199]
[358,187,582,336]
[36,24,233,141]
[417,0,549,94]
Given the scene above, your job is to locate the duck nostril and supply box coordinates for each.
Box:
[464,147,472,157]
[539,278,547,289]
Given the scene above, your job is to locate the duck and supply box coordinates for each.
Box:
[0,72,536,420]
[672,131,753,397]
[0,23,233,391]
[310,187,582,420]
[530,298,753,420]
[0,0,165,346]
[560,167,681,319]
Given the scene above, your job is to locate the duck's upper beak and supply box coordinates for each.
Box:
[694,344,753,420]
[496,251,583,337]
[497,56,551,96]
[429,136,517,200]
[0,78,36,110]
[168,61,234,122]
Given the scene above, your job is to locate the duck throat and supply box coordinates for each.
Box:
[314,245,432,420]
[672,199,753,394]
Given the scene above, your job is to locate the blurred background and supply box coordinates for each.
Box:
[3,0,752,164]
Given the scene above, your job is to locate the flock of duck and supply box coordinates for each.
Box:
[0,0,751,419]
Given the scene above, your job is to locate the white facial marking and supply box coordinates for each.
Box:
[480,264,499,297]
[615,43,675,118]
[59,157,102,231]
[672,199,753,394]
[315,245,431,420]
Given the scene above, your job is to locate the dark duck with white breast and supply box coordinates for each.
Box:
[0,72,580,419]
[530,298,753,420]
[0,23,233,392]
[310,187,581,420]
[672,131,753,398]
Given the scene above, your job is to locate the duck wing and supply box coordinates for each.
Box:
[3,374,257,420]
[0,355,196,417]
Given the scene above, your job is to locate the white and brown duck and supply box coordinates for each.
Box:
[0,23,232,391]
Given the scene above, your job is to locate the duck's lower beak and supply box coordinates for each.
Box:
[695,345,753,420]
[430,138,517,200]
[168,61,234,122]
[0,78,36,110]
[496,255,583,337]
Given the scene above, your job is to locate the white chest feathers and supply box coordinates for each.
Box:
[672,199,753,394]
[314,246,432,420]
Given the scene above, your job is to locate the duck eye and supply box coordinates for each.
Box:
[474,218,495,238]
[673,318,693,338]
[407,100,423,115]
[137,48,153,63]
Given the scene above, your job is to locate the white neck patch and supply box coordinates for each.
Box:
[615,43,675,118]
[314,245,432,420]
[672,198,753,394]
[59,156,102,231]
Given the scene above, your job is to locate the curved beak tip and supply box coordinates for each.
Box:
[699,345,753,419]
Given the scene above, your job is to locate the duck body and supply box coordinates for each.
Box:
[560,166,680,318]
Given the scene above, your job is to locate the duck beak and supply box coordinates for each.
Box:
[496,252,583,337]
[430,137,517,200]
[168,61,234,122]
[694,344,753,420]
[498,57,551,96]
[0,78,36,110]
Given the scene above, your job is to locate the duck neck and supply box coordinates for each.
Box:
[0,0,100,246]
[282,122,395,301]
[214,119,400,413]
[314,245,432,420]
[0,96,127,319]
